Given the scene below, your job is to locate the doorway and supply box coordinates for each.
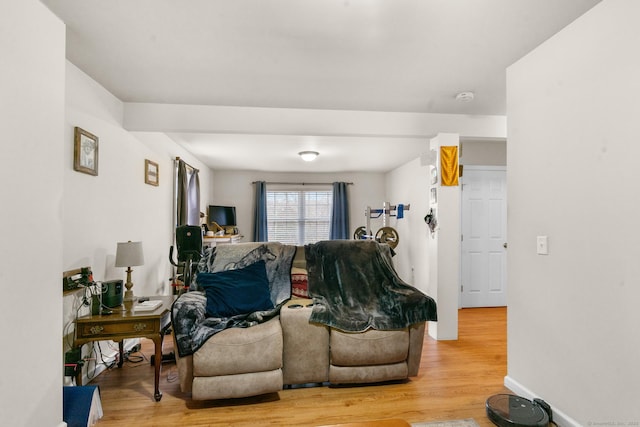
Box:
[460,166,507,307]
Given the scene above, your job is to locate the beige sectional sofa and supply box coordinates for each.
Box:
[173,242,432,401]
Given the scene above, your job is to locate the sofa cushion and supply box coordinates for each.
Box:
[329,362,408,385]
[192,370,283,400]
[330,328,409,366]
[193,316,283,376]
[198,260,274,318]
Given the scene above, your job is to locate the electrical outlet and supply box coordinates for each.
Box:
[537,236,548,255]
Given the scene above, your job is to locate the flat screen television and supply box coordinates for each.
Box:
[208,205,237,227]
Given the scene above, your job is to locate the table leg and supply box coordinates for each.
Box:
[118,341,124,368]
[152,332,165,401]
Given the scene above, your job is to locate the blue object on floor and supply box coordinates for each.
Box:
[63,385,101,427]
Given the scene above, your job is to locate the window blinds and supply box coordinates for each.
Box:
[266,190,332,245]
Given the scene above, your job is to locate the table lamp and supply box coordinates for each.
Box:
[115,241,144,311]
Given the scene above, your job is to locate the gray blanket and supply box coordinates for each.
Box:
[305,240,437,332]
[172,242,296,357]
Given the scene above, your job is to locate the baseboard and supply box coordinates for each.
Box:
[504,375,581,427]
[57,423,68,427]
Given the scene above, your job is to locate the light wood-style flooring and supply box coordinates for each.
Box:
[87,307,508,426]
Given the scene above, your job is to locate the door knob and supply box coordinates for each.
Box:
[503,242,508,249]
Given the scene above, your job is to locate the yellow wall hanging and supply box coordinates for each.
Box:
[440,146,459,186]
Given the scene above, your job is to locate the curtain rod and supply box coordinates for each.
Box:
[175,157,199,172]
[251,181,353,186]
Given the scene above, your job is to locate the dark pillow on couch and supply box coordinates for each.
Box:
[197,260,274,318]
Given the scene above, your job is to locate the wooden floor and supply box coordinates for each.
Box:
[87,307,508,427]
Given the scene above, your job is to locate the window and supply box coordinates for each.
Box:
[267,189,332,245]
[175,159,200,226]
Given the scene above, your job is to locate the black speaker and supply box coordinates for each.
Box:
[176,225,203,262]
[102,280,123,308]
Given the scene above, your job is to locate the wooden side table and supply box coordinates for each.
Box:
[74,295,174,401]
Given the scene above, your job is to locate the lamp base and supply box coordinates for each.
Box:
[123,289,135,312]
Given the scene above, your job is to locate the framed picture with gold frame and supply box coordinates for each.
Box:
[145,159,159,186]
[73,127,99,176]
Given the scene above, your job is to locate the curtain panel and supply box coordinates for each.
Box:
[329,181,350,240]
[253,180,268,242]
[176,159,200,226]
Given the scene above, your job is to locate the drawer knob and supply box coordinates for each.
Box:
[89,325,104,335]
[133,323,147,332]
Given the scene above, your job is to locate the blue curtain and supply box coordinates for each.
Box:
[330,182,350,240]
[253,181,268,242]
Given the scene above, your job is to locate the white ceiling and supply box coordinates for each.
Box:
[42,0,601,172]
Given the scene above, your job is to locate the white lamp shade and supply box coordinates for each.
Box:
[115,241,145,267]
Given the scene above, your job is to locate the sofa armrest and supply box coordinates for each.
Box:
[171,291,207,357]
[407,322,425,377]
[281,299,329,385]
[173,333,194,393]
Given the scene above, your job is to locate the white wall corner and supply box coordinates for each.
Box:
[426,133,460,340]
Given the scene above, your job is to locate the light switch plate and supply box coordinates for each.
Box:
[537,236,548,255]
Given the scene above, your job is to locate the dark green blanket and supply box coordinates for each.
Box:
[305,240,437,332]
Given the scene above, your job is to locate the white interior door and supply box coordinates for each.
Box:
[461,167,507,307]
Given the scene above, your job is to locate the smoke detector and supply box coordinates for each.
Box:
[455,91,475,102]
[298,151,319,162]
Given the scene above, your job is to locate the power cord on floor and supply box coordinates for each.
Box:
[123,344,145,364]
[85,341,117,381]
[166,365,179,383]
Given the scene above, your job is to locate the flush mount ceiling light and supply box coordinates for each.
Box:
[299,151,319,162]
[455,91,475,102]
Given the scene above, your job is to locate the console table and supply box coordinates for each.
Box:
[74,296,173,401]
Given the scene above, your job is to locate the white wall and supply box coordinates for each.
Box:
[506,1,640,424]
[461,139,506,166]
[0,1,65,426]
[385,134,460,341]
[384,158,431,293]
[427,134,460,340]
[62,62,212,380]
[211,170,386,242]
[64,61,212,293]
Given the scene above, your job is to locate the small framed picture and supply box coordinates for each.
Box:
[74,127,98,176]
[145,159,159,186]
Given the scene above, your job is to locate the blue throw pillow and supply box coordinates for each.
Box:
[197,260,274,317]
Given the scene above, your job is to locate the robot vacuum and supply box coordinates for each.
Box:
[486,394,550,427]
